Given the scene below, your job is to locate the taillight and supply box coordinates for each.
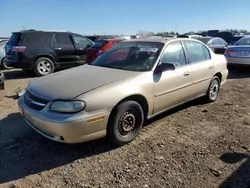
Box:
[225,49,236,56]
[12,46,26,53]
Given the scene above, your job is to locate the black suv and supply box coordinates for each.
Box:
[5,30,94,76]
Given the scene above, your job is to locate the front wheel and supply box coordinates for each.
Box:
[107,101,144,146]
[205,76,220,102]
[34,57,55,76]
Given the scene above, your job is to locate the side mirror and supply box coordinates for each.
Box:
[155,63,175,74]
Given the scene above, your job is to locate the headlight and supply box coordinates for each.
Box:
[50,100,86,113]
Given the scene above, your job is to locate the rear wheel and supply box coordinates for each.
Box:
[107,101,144,146]
[1,57,13,70]
[34,57,55,76]
[205,76,220,102]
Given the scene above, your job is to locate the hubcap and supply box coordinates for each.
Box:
[118,110,137,135]
[37,61,51,75]
[209,80,219,100]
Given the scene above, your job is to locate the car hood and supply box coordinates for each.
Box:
[27,65,142,100]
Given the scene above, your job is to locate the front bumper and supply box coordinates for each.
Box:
[18,95,111,143]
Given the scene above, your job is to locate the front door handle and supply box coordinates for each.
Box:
[184,72,190,76]
[209,66,214,69]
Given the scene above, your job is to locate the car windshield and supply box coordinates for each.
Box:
[91,42,164,72]
[232,36,244,42]
[234,37,250,46]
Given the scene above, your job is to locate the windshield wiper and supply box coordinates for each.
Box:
[91,64,115,69]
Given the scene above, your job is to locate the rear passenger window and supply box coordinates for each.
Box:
[24,33,52,45]
[184,41,207,63]
[55,34,72,45]
[212,39,218,45]
[202,46,211,59]
[161,41,186,68]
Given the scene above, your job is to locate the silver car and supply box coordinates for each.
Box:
[18,37,228,145]
[0,40,12,69]
[225,36,250,66]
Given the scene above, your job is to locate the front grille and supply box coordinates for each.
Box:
[24,91,49,111]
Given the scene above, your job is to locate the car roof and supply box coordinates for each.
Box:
[121,37,175,43]
[120,37,212,45]
[242,35,250,38]
[99,38,124,42]
[12,30,75,35]
[233,34,246,37]
[200,36,215,40]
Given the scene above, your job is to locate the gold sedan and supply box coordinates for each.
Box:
[18,37,228,145]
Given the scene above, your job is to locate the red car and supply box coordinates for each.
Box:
[86,39,124,64]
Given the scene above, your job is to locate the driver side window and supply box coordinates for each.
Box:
[160,41,187,68]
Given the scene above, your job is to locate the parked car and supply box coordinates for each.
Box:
[212,31,234,44]
[86,39,124,63]
[197,37,228,54]
[230,34,246,45]
[0,71,4,90]
[224,36,250,66]
[208,30,219,36]
[5,30,94,76]
[0,40,13,69]
[18,37,228,146]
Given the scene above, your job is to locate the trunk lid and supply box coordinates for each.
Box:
[227,46,250,57]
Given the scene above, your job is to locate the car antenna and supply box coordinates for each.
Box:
[21,25,26,31]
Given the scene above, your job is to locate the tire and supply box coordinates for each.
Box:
[205,76,220,102]
[1,57,13,70]
[34,57,55,76]
[107,101,144,146]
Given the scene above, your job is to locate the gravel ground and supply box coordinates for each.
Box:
[0,68,250,188]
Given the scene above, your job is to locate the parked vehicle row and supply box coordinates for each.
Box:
[1,29,249,74]
[197,37,228,54]
[18,37,228,145]
[4,30,94,76]
[2,30,128,76]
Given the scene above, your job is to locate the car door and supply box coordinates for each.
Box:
[53,33,76,63]
[153,41,193,113]
[183,40,214,97]
[71,34,93,63]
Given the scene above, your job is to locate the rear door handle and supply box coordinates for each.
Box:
[184,72,190,76]
[209,66,214,69]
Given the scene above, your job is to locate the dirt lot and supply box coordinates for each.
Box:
[0,68,250,188]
